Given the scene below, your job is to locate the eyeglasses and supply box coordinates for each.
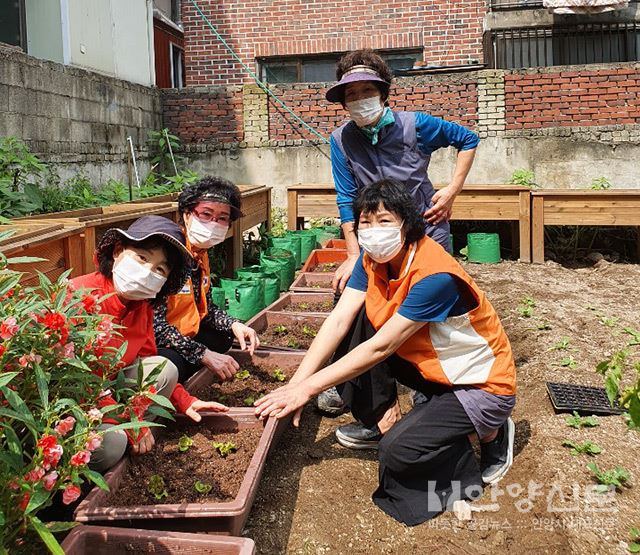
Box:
[192,208,231,225]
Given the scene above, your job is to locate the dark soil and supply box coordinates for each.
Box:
[111,425,262,506]
[307,281,333,289]
[283,300,334,313]
[260,321,319,349]
[193,362,291,406]
[311,262,339,272]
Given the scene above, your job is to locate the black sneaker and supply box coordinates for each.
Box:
[316,386,347,416]
[335,422,382,450]
[480,417,515,484]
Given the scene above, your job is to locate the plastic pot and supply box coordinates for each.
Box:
[300,248,347,273]
[289,272,334,293]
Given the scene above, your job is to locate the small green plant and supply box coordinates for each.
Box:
[599,315,618,328]
[509,169,538,188]
[565,411,599,429]
[302,325,318,338]
[148,474,168,500]
[628,527,640,553]
[269,207,288,238]
[590,176,612,190]
[287,338,301,349]
[235,369,251,380]
[212,441,238,458]
[586,463,631,493]
[550,337,571,351]
[272,368,287,382]
[298,302,310,310]
[536,322,552,331]
[559,356,577,370]
[562,439,602,456]
[178,434,193,452]
[243,395,256,407]
[596,350,627,406]
[623,327,640,346]
[194,480,213,494]
[517,296,536,318]
[273,324,288,334]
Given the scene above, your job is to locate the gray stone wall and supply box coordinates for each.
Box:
[0,44,162,184]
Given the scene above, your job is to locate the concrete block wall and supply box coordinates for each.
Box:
[0,45,162,183]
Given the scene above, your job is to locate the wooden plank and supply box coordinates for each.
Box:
[532,196,545,264]
[63,233,86,277]
[531,189,640,197]
[544,213,640,226]
[519,191,531,263]
[288,189,299,230]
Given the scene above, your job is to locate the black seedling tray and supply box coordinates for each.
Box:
[546,381,623,416]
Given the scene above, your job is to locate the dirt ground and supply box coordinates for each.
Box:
[244,260,640,555]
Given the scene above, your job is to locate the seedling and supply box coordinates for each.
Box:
[624,412,640,431]
[287,338,301,349]
[235,369,250,380]
[319,262,337,271]
[272,368,287,382]
[562,439,602,456]
[536,322,552,331]
[194,480,212,494]
[178,434,193,453]
[590,176,612,190]
[623,327,640,346]
[550,337,571,351]
[599,315,618,328]
[565,411,599,429]
[302,325,317,338]
[559,356,577,370]
[596,350,627,406]
[628,527,640,553]
[298,302,310,310]
[273,324,288,334]
[212,441,238,458]
[243,395,256,407]
[148,474,168,500]
[586,462,631,493]
[517,296,536,318]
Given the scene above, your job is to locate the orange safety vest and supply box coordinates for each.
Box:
[165,241,211,338]
[363,236,516,396]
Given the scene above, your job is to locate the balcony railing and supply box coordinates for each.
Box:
[490,0,637,10]
[485,22,640,68]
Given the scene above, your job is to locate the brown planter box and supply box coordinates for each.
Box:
[0,221,88,282]
[245,310,327,351]
[289,272,334,293]
[74,412,276,536]
[61,525,255,554]
[260,291,334,316]
[325,238,346,249]
[300,248,347,273]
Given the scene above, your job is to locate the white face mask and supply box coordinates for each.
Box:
[346,96,384,127]
[186,216,228,249]
[357,225,403,263]
[112,254,167,300]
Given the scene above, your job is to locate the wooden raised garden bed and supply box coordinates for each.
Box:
[289,272,334,294]
[0,221,88,282]
[300,248,347,273]
[261,291,334,315]
[74,412,277,536]
[245,311,327,351]
[185,348,305,408]
[61,525,255,554]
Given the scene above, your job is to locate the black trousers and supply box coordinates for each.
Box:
[157,325,234,383]
[335,308,482,526]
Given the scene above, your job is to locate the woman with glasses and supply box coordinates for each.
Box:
[154,176,260,383]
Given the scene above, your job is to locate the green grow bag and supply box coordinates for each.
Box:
[308,227,334,247]
[259,253,288,292]
[267,236,301,269]
[261,248,295,291]
[321,225,341,238]
[466,233,501,264]
[210,286,226,309]
[220,278,265,321]
[293,229,318,263]
[284,232,303,269]
[235,267,280,306]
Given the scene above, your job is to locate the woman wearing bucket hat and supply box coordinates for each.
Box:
[154,176,260,384]
[325,49,479,293]
[71,215,228,472]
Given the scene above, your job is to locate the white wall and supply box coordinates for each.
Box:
[24,0,64,63]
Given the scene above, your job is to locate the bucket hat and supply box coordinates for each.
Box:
[325,65,391,104]
[95,215,193,297]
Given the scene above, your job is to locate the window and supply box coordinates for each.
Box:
[0,0,26,50]
[259,49,423,84]
[170,43,185,88]
[486,23,640,68]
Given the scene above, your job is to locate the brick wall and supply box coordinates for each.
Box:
[505,64,640,129]
[182,0,485,87]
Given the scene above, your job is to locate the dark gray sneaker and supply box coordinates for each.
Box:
[335,422,382,450]
[316,386,347,416]
[480,417,515,484]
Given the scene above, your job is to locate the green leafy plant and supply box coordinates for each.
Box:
[235,369,250,380]
[509,169,538,188]
[535,322,552,331]
[147,475,168,500]
[562,440,602,456]
[287,338,301,349]
[0,137,46,216]
[273,324,288,334]
[599,315,618,328]
[194,480,212,494]
[178,435,193,453]
[243,395,256,407]
[586,463,631,493]
[148,128,182,176]
[590,176,612,190]
[550,337,571,351]
[212,441,238,458]
[559,356,577,370]
[272,368,287,382]
[269,207,288,238]
[596,350,627,406]
[565,411,599,429]
[629,527,640,553]
[517,296,536,318]
[302,325,317,338]
[298,302,310,310]
[623,328,640,346]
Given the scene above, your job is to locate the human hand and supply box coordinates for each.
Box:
[131,428,155,455]
[201,349,239,381]
[185,399,229,422]
[424,185,456,225]
[332,254,359,293]
[231,321,260,355]
[253,383,312,426]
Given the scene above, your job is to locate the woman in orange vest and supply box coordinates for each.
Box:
[154,177,259,383]
[255,178,517,525]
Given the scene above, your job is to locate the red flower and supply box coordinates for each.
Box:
[18,353,42,368]
[81,294,99,314]
[43,471,58,491]
[42,312,66,330]
[54,416,76,436]
[0,344,5,357]
[62,484,81,505]
[0,317,18,340]
[38,434,63,470]
[69,450,91,467]
[19,492,30,512]
[85,432,103,452]
[24,466,45,483]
